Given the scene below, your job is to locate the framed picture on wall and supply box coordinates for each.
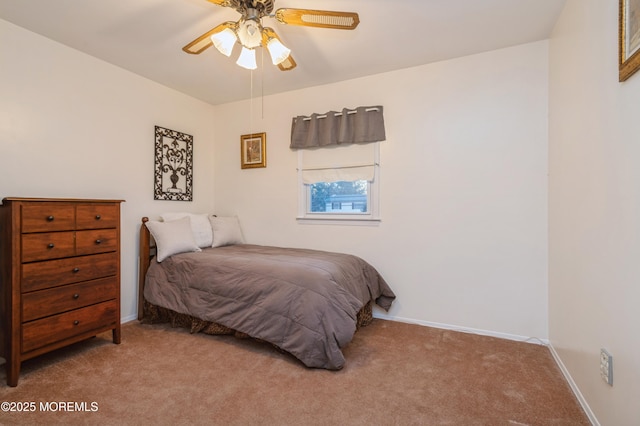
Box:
[240,132,267,169]
[619,0,640,81]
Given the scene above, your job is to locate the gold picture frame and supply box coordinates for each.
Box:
[620,0,640,81]
[240,132,266,169]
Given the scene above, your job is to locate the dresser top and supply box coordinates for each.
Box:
[2,197,125,204]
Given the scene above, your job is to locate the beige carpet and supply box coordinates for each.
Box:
[0,319,589,425]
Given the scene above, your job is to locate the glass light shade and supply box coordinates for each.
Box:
[211,28,236,57]
[237,19,262,48]
[236,47,257,70]
[266,38,291,65]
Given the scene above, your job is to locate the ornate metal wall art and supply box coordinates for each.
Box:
[154,125,193,201]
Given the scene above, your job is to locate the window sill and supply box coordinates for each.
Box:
[296,216,381,226]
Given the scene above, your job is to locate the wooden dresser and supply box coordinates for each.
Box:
[0,197,123,387]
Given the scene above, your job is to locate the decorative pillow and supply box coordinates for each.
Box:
[146,216,201,262]
[209,216,245,248]
[161,212,213,248]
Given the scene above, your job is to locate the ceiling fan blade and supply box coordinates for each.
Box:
[277,54,297,71]
[206,0,234,6]
[182,21,236,54]
[275,8,360,30]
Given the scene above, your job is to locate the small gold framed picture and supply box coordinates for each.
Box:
[619,0,640,81]
[240,132,266,169]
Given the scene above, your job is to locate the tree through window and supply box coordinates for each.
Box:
[310,180,368,213]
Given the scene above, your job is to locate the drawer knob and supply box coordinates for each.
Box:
[48,243,55,249]
[73,293,80,299]
[95,239,102,245]
[72,267,80,273]
[73,320,80,326]
[95,215,101,220]
[47,215,55,221]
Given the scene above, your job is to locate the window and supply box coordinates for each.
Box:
[311,181,368,213]
[297,143,380,224]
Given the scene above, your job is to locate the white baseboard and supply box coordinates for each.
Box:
[547,344,599,426]
[121,314,138,324]
[373,312,549,345]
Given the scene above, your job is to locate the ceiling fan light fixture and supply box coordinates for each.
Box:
[266,38,291,65]
[210,28,237,57]
[237,18,263,48]
[183,2,359,72]
[236,46,257,70]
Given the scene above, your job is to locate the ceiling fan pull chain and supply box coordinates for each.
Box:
[261,47,264,120]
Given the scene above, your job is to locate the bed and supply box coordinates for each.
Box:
[137,215,396,370]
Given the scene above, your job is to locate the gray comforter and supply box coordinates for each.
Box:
[144,244,395,370]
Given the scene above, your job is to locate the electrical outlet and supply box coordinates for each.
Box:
[600,348,613,386]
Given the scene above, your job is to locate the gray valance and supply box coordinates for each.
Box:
[290,106,385,149]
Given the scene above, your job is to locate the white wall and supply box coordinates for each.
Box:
[0,19,217,321]
[1,16,551,368]
[549,1,640,425]
[212,41,550,340]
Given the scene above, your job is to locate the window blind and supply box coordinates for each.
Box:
[299,143,377,184]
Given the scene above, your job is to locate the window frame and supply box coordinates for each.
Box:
[296,143,381,225]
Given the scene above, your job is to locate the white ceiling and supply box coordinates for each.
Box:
[0,0,566,106]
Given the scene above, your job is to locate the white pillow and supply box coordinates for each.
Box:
[209,216,245,248]
[146,216,201,262]
[161,212,213,248]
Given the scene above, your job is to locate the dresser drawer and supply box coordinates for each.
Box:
[22,277,118,322]
[21,231,76,262]
[21,252,118,293]
[76,204,119,229]
[76,229,118,255]
[21,204,75,233]
[22,300,118,353]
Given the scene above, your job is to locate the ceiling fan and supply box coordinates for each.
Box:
[183,0,360,71]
